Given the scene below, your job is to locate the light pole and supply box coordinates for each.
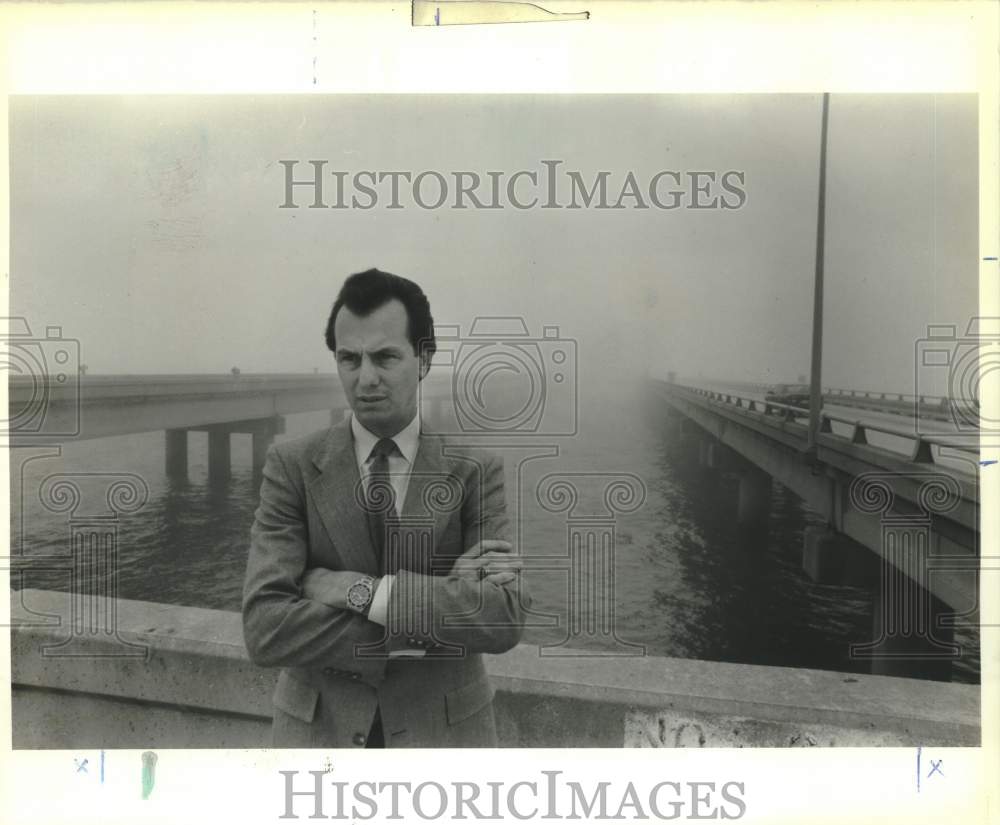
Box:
[807,92,830,454]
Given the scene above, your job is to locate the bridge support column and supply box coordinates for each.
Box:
[165,429,188,480]
[666,418,699,464]
[736,469,771,530]
[707,441,741,472]
[208,430,231,484]
[679,418,702,451]
[802,527,849,583]
[192,416,286,481]
[802,528,876,587]
[251,416,285,476]
[663,413,684,442]
[697,439,711,467]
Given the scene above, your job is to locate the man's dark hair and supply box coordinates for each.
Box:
[325,268,437,361]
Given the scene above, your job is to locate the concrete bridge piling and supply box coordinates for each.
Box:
[685,428,775,532]
[166,415,286,482]
[164,428,188,478]
[802,527,852,584]
[736,467,772,531]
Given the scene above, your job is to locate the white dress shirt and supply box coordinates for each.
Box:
[349,411,420,638]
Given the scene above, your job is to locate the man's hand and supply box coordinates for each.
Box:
[301,568,361,610]
[449,540,522,586]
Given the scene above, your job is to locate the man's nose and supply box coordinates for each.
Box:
[358,356,379,386]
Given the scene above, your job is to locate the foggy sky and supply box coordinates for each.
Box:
[11,94,978,399]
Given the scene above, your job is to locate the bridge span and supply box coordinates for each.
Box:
[647,378,980,682]
[8,373,452,481]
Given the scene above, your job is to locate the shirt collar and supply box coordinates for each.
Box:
[350,411,421,466]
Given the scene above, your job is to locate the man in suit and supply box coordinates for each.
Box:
[242,268,529,748]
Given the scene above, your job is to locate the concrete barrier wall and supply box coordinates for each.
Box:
[10,589,979,748]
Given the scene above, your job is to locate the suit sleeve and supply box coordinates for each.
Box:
[241,443,389,686]
[385,451,531,654]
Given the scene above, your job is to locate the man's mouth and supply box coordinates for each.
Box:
[358,396,387,403]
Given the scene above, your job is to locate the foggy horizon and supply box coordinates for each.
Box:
[11,94,978,399]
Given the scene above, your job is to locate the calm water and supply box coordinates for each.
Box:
[9,402,980,684]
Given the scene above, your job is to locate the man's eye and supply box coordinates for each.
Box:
[338,354,360,366]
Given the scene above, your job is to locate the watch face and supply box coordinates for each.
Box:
[348,580,372,608]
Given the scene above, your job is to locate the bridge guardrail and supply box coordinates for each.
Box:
[655,381,978,468]
[825,387,953,407]
[823,387,978,425]
[677,379,977,424]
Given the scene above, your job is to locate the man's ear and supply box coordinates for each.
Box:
[417,350,432,380]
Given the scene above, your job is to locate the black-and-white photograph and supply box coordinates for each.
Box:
[6,89,983,762]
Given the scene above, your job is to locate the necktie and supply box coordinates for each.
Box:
[366,438,397,571]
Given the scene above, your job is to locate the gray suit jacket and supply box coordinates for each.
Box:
[242,419,529,747]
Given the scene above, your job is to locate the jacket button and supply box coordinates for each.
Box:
[353,733,367,747]
[350,673,361,681]
[323,668,333,674]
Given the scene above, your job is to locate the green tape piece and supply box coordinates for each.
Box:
[141,751,158,800]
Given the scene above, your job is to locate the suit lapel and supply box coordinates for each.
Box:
[308,421,380,576]
[308,423,458,577]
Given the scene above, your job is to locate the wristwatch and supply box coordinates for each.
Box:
[346,575,377,616]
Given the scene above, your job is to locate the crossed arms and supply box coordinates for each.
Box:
[241,443,530,687]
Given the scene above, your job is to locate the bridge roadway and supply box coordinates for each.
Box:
[648,379,980,681]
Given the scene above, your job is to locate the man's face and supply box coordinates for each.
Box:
[333,298,428,437]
